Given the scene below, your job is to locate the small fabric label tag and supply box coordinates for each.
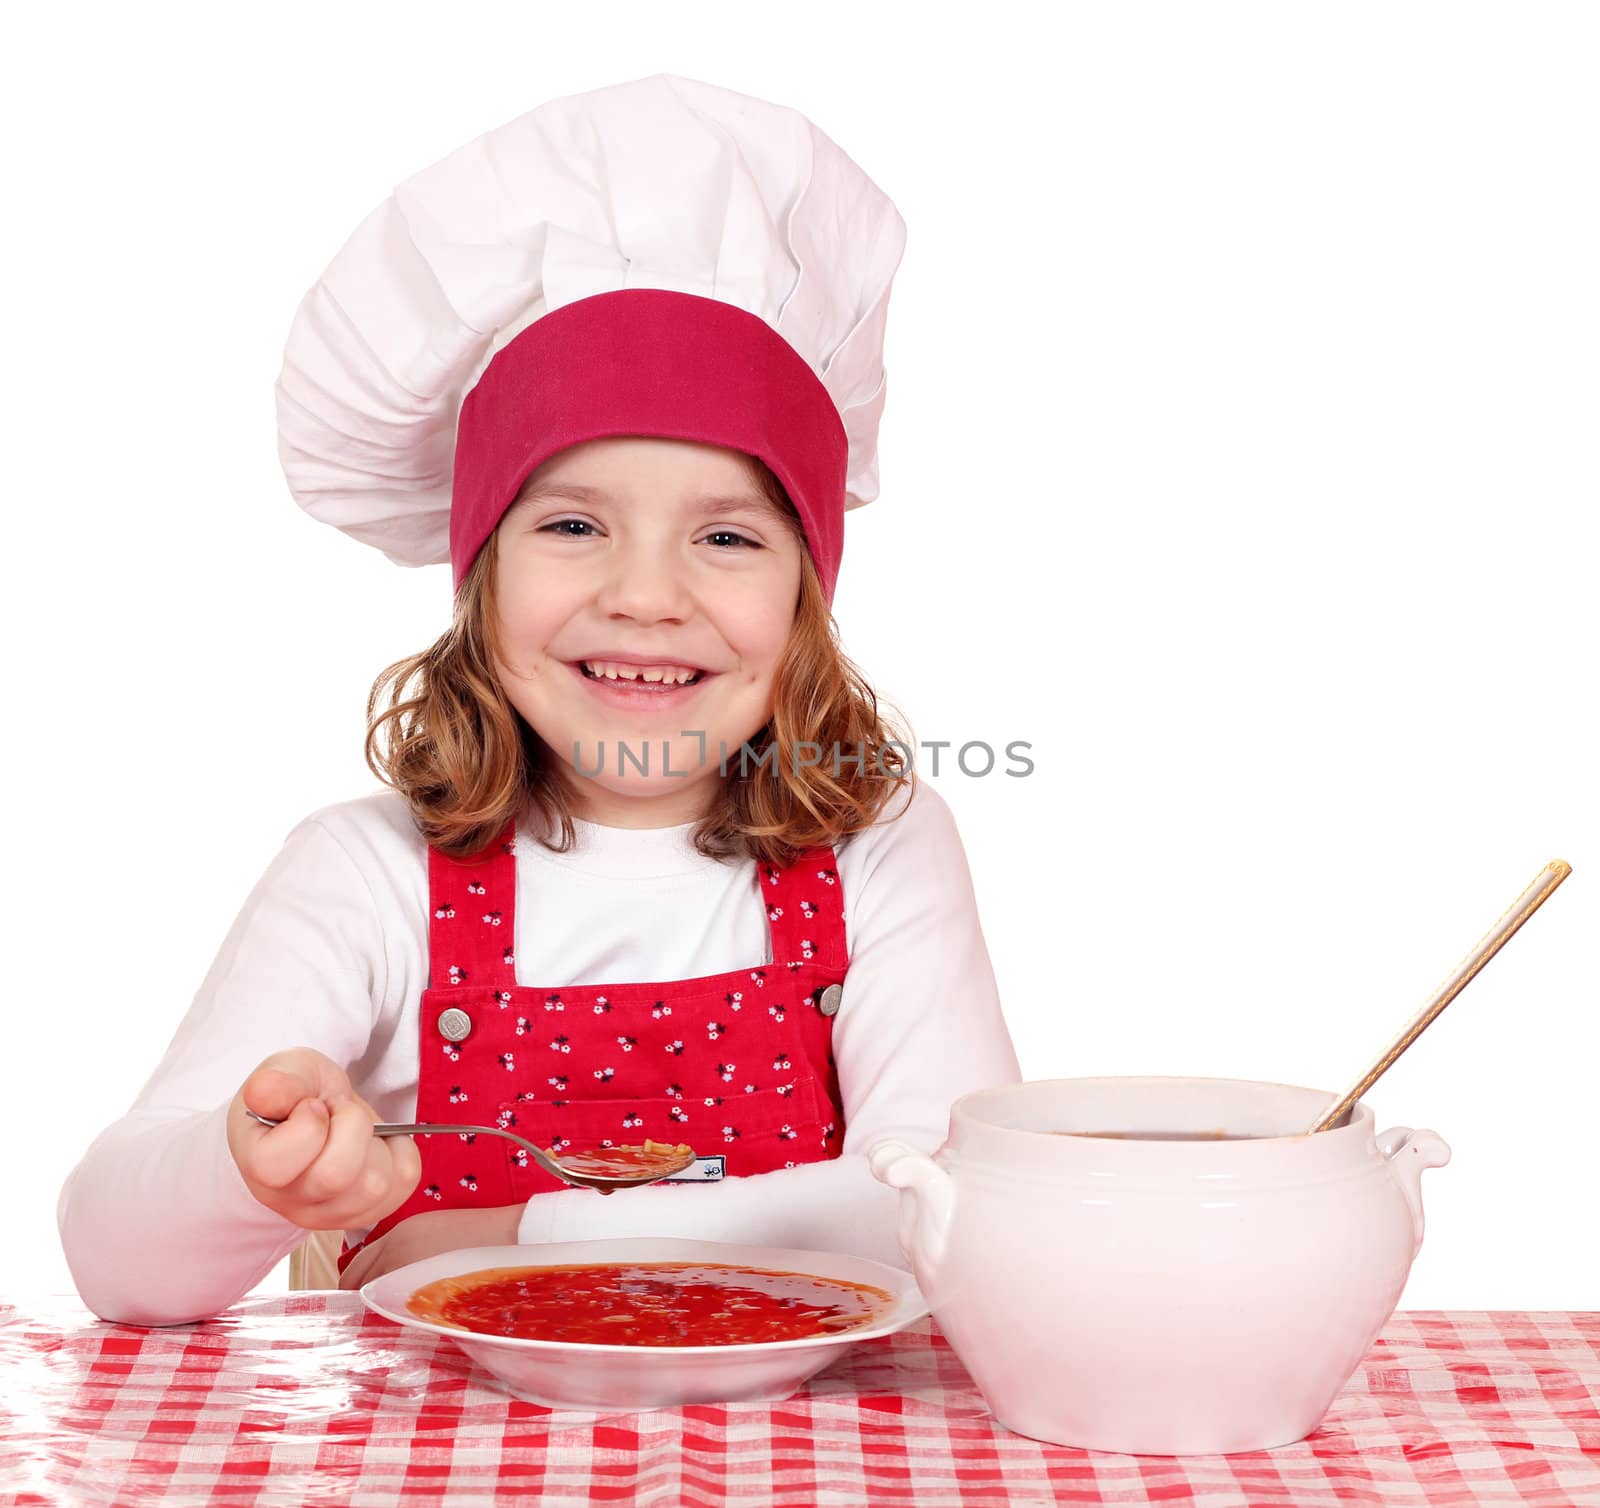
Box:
[662,1155,726,1183]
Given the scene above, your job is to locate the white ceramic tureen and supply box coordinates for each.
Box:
[870,1076,1450,1455]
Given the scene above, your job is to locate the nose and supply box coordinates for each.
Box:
[593,538,693,624]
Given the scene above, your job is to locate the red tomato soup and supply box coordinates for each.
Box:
[554,1141,694,1179]
[406,1262,896,1346]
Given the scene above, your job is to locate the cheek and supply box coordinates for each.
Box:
[494,583,566,662]
[500,608,549,654]
[721,594,798,678]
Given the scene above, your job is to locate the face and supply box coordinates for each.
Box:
[490,436,805,828]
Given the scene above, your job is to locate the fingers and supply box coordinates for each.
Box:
[237,1048,361,1195]
[336,1130,421,1227]
[280,1126,420,1230]
[239,1051,358,1148]
[240,1062,326,1124]
[295,1097,378,1204]
[242,1095,332,1189]
[231,1048,424,1230]
[386,1131,424,1204]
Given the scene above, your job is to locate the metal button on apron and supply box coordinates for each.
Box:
[818,983,843,1017]
[437,1007,473,1042]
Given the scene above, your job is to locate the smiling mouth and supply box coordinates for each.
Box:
[571,660,709,689]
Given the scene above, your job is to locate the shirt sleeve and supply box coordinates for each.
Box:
[515,778,1022,1268]
[56,817,387,1326]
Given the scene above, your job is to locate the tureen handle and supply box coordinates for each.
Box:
[1376,1126,1452,1252]
[868,1140,955,1288]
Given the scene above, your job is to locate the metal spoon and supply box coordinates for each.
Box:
[243,1109,696,1194]
[1306,858,1572,1134]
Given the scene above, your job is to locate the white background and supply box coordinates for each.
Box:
[5,2,1595,1310]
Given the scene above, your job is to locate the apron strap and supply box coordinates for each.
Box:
[426,815,519,990]
[760,845,848,975]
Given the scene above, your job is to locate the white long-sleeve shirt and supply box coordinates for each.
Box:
[57,775,1021,1326]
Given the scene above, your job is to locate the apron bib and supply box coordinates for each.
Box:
[338,817,849,1274]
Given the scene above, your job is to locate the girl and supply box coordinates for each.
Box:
[57,73,1021,1326]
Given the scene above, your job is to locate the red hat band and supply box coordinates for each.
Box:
[451,288,849,604]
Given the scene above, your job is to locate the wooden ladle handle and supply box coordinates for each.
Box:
[1307,859,1572,1135]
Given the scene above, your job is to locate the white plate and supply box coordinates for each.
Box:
[361,1236,929,1409]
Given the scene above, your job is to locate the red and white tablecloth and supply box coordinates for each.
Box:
[2,1294,1596,1506]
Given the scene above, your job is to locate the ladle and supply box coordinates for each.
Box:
[1306,859,1571,1134]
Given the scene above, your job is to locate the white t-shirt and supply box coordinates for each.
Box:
[57,775,1021,1325]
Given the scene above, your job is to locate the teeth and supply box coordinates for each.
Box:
[582,660,701,686]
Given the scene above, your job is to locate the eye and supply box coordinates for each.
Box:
[538,518,599,538]
[703,530,761,550]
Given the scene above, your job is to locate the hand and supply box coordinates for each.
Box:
[338,1204,526,1290]
[226,1047,422,1232]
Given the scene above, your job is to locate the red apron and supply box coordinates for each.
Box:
[337,816,849,1274]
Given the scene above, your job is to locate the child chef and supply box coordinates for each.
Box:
[57,72,1021,1325]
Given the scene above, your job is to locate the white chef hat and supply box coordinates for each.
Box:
[273,72,907,606]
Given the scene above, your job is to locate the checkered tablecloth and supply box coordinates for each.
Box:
[2,1294,1596,1506]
